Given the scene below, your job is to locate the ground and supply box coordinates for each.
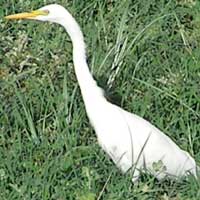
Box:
[0,0,200,199]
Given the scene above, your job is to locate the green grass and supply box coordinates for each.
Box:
[1,0,200,199]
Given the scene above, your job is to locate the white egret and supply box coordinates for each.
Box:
[5,4,199,182]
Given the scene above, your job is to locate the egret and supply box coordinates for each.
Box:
[5,4,199,182]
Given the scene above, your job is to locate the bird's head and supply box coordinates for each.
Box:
[5,4,83,43]
[5,4,69,24]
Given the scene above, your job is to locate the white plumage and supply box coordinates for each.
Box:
[6,4,199,182]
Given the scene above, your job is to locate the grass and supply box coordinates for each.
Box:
[0,0,200,199]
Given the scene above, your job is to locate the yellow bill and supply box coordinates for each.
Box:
[5,10,49,20]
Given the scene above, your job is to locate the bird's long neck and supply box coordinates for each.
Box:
[60,14,105,112]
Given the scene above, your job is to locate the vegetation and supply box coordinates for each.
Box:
[0,0,200,199]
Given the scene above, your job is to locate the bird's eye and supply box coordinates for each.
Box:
[42,10,49,15]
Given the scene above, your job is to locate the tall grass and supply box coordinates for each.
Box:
[1,0,200,199]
